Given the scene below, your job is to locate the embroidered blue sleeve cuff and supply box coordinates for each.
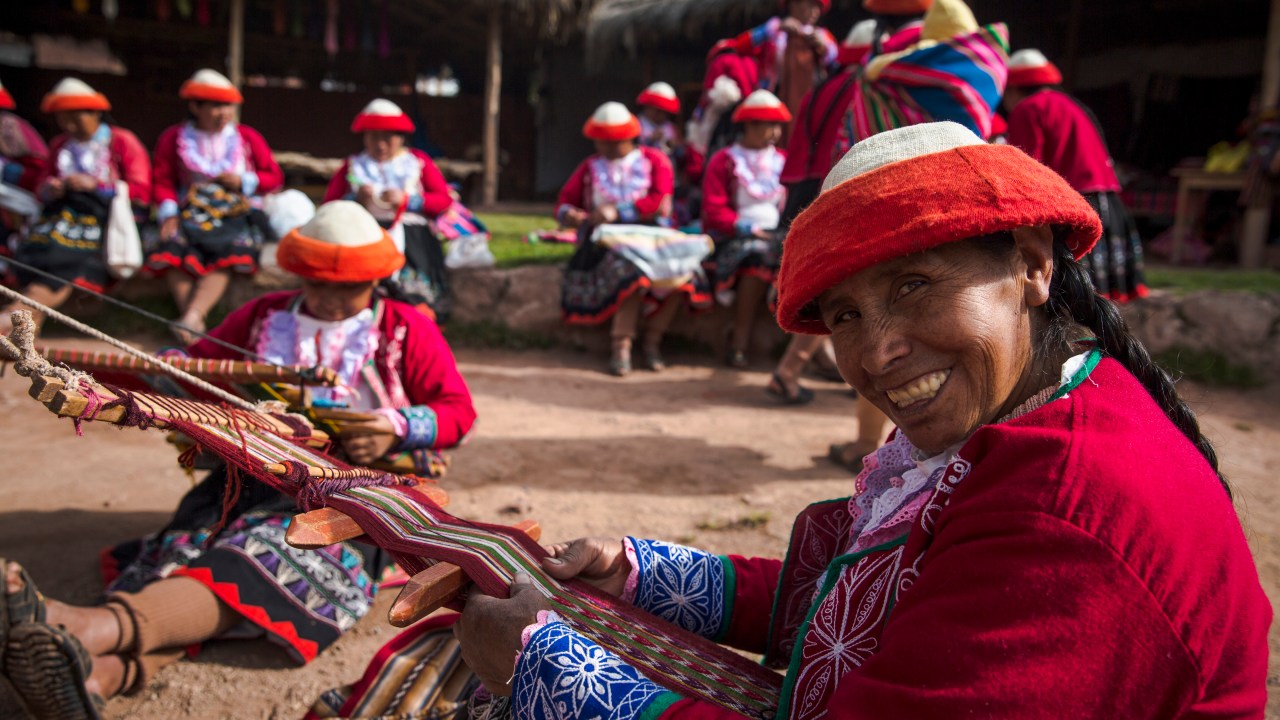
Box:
[734,219,757,237]
[240,171,260,197]
[627,538,730,640]
[1,161,22,185]
[157,199,180,221]
[406,193,424,212]
[616,202,638,223]
[398,405,439,450]
[514,620,676,720]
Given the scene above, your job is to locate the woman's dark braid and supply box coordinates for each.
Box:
[1043,239,1229,497]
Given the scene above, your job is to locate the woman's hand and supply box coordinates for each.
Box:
[160,216,180,241]
[41,178,65,200]
[216,172,242,191]
[541,537,631,596]
[590,205,620,226]
[338,414,398,466]
[455,573,551,696]
[355,184,376,205]
[380,188,406,208]
[65,173,98,192]
[561,207,588,229]
[780,17,806,35]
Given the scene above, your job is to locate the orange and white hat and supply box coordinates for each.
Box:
[276,200,405,283]
[179,68,244,105]
[0,79,14,111]
[732,90,793,124]
[583,102,641,141]
[837,19,878,67]
[40,78,111,114]
[351,98,415,134]
[1007,49,1063,88]
[636,82,680,115]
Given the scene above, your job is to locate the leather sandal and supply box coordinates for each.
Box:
[766,373,814,405]
[641,347,666,372]
[2,560,47,666]
[4,622,104,720]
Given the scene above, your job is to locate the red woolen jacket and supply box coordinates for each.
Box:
[659,358,1270,718]
[780,67,859,184]
[556,146,674,222]
[152,122,285,214]
[701,146,786,238]
[39,126,151,204]
[1007,88,1121,194]
[187,290,476,449]
[323,149,454,218]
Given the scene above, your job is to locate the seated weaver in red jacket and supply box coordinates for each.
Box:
[146,69,285,345]
[0,78,150,337]
[454,122,1270,719]
[325,99,462,317]
[0,201,477,719]
[701,89,792,369]
[558,102,712,376]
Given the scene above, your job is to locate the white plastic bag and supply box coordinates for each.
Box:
[104,180,142,279]
[0,183,40,220]
[444,233,495,269]
[262,189,316,239]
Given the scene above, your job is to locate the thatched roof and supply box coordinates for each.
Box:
[586,0,775,60]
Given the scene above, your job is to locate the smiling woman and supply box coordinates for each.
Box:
[452,121,1270,720]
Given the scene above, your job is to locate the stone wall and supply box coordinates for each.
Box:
[1119,290,1280,378]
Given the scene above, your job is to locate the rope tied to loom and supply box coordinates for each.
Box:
[0,310,92,391]
[277,461,418,512]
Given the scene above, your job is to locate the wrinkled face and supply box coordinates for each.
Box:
[301,279,378,322]
[190,100,235,131]
[594,138,635,160]
[787,0,823,25]
[817,229,1055,455]
[363,131,405,162]
[54,110,102,140]
[742,121,783,149]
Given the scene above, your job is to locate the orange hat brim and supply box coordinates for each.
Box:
[1007,64,1063,88]
[636,90,680,115]
[41,93,111,114]
[0,90,14,111]
[276,228,405,282]
[776,144,1101,334]
[584,116,642,141]
[180,81,244,105]
[351,114,415,134]
[732,104,793,124]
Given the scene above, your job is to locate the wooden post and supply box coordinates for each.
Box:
[228,0,245,121]
[1239,0,1280,269]
[482,1,503,207]
[1060,0,1084,88]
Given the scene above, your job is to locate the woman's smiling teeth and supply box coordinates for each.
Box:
[885,370,951,408]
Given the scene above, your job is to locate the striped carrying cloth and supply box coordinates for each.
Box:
[592,224,714,289]
[838,22,1008,157]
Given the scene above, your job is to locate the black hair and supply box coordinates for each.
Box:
[1036,232,1229,496]
[869,12,926,55]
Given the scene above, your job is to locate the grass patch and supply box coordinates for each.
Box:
[1145,267,1280,295]
[475,212,575,269]
[1154,347,1264,389]
[442,319,557,351]
[697,512,771,532]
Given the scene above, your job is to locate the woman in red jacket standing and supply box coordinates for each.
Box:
[1003,49,1148,302]
[701,90,791,368]
[0,78,149,334]
[456,122,1270,719]
[147,68,284,342]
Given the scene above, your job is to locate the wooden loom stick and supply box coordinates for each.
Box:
[36,376,331,448]
[36,345,343,387]
[283,482,453,549]
[388,519,542,628]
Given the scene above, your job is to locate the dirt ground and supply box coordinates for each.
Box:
[1,340,1278,719]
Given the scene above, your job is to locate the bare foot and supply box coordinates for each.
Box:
[172,312,206,346]
[85,653,125,699]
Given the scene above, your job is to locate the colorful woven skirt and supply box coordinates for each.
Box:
[146,183,273,277]
[379,218,451,319]
[561,223,713,324]
[1084,191,1149,303]
[705,233,781,304]
[14,190,111,292]
[101,465,391,664]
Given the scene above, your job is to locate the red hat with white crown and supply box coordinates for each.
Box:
[732,89,793,123]
[636,82,680,115]
[276,200,405,283]
[351,98,416,134]
[1007,49,1063,88]
[0,79,13,110]
[776,121,1102,334]
[179,68,244,104]
[40,78,111,114]
[583,102,641,141]
[837,19,878,67]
